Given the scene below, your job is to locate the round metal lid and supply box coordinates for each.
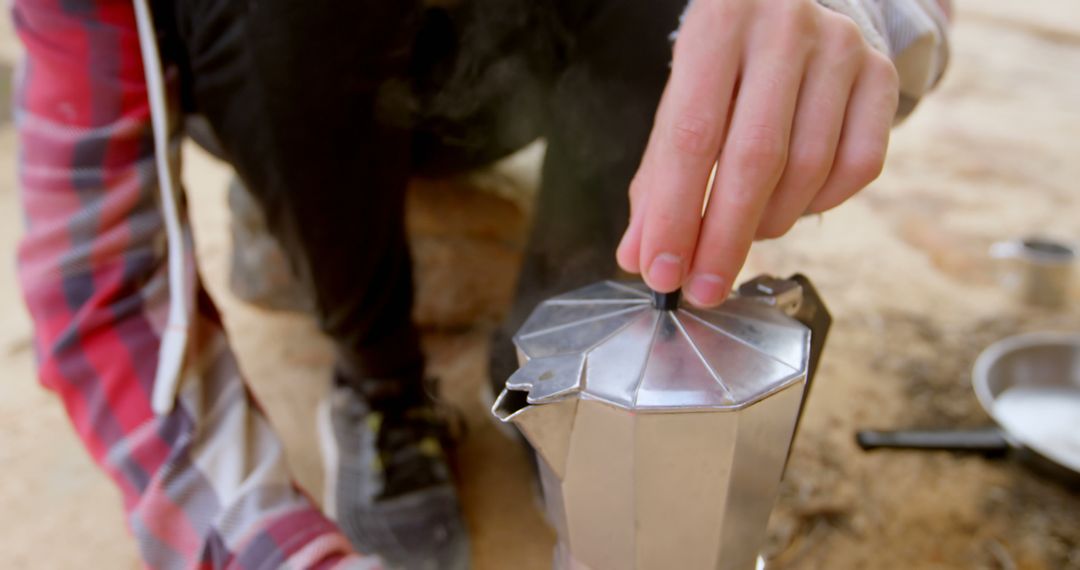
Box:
[510,280,811,411]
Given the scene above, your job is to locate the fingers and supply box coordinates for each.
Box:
[684,4,814,307]
[755,12,864,240]
[615,179,648,273]
[807,50,898,213]
[625,0,747,292]
[619,0,899,305]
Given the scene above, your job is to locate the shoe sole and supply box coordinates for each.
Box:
[316,394,340,521]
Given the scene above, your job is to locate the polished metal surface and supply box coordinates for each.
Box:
[974,332,1080,472]
[511,280,810,411]
[493,276,828,570]
[991,237,1076,308]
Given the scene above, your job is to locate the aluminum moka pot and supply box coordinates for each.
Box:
[493,275,831,570]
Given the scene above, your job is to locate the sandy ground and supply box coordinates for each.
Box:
[1,0,1079,568]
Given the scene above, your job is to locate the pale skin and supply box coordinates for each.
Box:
[616,0,903,307]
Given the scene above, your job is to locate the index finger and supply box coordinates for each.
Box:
[632,1,748,292]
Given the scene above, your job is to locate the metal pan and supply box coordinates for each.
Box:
[857,332,1080,487]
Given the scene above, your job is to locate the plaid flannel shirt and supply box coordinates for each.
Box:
[12,0,378,567]
[11,0,947,568]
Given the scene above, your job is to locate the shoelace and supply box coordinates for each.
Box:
[373,379,467,498]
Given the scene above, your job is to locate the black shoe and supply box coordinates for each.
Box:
[317,384,469,570]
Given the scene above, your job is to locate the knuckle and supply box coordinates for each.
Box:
[695,0,738,20]
[787,146,832,184]
[828,14,866,52]
[869,50,899,81]
[698,0,743,31]
[779,0,816,24]
[628,174,648,202]
[808,200,838,215]
[730,124,788,178]
[773,3,819,51]
[756,218,794,240]
[654,208,680,230]
[671,31,702,60]
[671,37,690,60]
[846,144,887,186]
[670,113,722,158]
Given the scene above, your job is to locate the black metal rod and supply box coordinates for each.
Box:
[651,289,681,311]
[855,427,1011,457]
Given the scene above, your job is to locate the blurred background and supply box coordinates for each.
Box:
[0,0,1078,568]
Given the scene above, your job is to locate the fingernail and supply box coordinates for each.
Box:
[686,273,727,307]
[647,253,683,291]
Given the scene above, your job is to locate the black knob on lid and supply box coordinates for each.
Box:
[651,289,681,311]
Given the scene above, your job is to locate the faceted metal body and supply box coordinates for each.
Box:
[493,278,826,570]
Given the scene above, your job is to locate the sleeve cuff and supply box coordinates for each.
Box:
[818,0,950,120]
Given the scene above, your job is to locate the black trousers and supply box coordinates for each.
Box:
[161,0,685,407]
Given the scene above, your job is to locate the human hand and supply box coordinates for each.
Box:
[616,0,899,306]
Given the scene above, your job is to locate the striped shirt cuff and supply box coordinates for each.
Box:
[818,0,951,119]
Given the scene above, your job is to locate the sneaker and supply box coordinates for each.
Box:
[318,384,470,570]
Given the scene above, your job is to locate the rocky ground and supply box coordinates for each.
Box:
[1,0,1078,568]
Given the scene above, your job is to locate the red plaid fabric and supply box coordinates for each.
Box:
[12,0,379,567]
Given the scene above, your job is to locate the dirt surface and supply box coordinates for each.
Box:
[1,0,1079,568]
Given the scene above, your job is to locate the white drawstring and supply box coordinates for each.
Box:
[133,0,191,415]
